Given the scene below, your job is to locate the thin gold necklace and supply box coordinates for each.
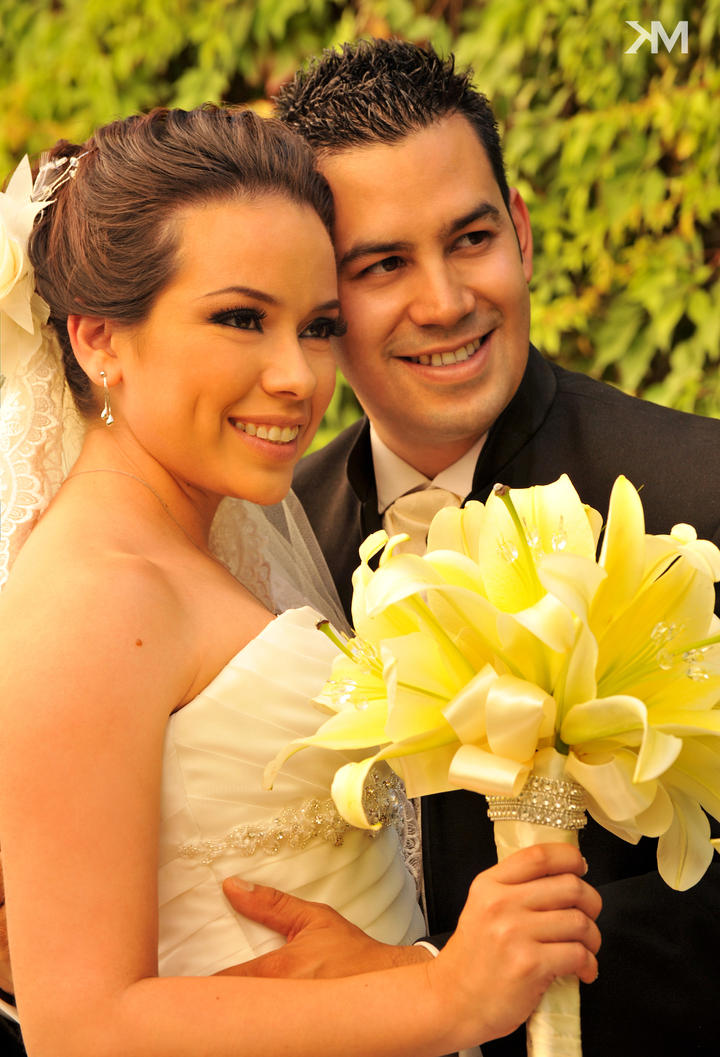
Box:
[65,468,217,560]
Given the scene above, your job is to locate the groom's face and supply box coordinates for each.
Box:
[319,115,533,477]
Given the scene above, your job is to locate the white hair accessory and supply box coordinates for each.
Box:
[31,152,87,205]
[0,155,86,588]
[0,156,51,381]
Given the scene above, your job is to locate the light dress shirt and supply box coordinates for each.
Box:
[370,427,485,519]
[371,426,485,1057]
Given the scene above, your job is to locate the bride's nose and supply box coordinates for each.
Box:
[261,336,317,399]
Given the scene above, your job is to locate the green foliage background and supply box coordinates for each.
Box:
[2,0,718,446]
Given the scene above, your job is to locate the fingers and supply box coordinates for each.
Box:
[222,877,330,941]
[493,843,588,884]
[221,877,419,979]
[531,907,602,956]
[459,846,602,990]
[515,872,602,921]
[488,844,602,921]
[470,846,601,923]
[540,941,599,985]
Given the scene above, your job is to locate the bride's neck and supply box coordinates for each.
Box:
[69,426,221,554]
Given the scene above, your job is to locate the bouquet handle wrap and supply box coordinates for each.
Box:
[486,750,587,1057]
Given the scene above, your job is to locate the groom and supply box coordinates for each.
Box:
[262,39,720,1057]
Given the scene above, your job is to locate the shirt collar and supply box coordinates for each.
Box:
[370,426,486,514]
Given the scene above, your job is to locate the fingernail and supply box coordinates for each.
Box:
[581,856,589,875]
[228,876,255,891]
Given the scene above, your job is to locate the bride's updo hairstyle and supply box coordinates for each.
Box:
[28,106,334,415]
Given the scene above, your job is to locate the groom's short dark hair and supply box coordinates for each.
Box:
[275,38,510,208]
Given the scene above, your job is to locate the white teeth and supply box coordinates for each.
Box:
[234,422,300,444]
[408,336,485,367]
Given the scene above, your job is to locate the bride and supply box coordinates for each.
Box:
[0,105,600,1057]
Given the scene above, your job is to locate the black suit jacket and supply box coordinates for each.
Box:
[294,347,720,1057]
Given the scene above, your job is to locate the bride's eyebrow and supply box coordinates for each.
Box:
[197,285,278,304]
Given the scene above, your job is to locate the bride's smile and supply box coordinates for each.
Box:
[87,196,340,510]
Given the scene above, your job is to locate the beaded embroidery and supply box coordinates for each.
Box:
[179,769,407,865]
[486,773,587,831]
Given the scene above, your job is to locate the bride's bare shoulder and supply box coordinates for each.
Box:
[0,496,275,711]
[0,504,201,696]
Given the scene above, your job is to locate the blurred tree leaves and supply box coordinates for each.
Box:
[453,0,720,417]
[1,0,718,429]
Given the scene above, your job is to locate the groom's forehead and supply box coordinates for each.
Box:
[315,119,499,238]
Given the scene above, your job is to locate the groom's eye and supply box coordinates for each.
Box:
[361,256,405,277]
[454,230,492,249]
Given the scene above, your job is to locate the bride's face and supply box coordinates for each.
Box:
[110,194,340,505]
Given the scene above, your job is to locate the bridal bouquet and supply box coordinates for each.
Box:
[266,474,720,1056]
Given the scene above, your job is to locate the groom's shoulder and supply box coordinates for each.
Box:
[294,417,368,500]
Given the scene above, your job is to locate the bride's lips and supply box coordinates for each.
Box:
[232,421,301,443]
[228,417,305,457]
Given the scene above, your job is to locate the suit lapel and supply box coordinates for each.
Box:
[468,345,557,502]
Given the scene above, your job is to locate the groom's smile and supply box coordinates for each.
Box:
[318,113,534,478]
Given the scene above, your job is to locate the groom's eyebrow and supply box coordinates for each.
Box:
[441,202,502,238]
[338,201,503,270]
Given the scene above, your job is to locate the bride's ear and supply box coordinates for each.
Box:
[66,316,122,387]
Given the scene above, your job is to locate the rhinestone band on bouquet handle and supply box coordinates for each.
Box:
[487,748,587,1056]
[265,473,720,1057]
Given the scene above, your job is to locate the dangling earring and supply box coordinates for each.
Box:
[100,371,114,426]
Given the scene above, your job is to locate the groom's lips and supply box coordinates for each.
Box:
[393,329,496,373]
[405,334,485,366]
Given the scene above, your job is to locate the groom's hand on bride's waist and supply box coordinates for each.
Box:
[217,876,432,978]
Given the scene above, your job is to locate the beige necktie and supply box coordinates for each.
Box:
[383,486,462,556]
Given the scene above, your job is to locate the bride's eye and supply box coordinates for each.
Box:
[210,307,266,331]
[301,316,347,340]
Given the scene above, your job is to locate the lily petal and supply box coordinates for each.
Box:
[592,476,646,630]
[565,747,658,821]
[657,790,714,890]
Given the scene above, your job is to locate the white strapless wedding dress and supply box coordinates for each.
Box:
[157,606,425,976]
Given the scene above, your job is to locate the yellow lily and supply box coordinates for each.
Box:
[269,475,720,887]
